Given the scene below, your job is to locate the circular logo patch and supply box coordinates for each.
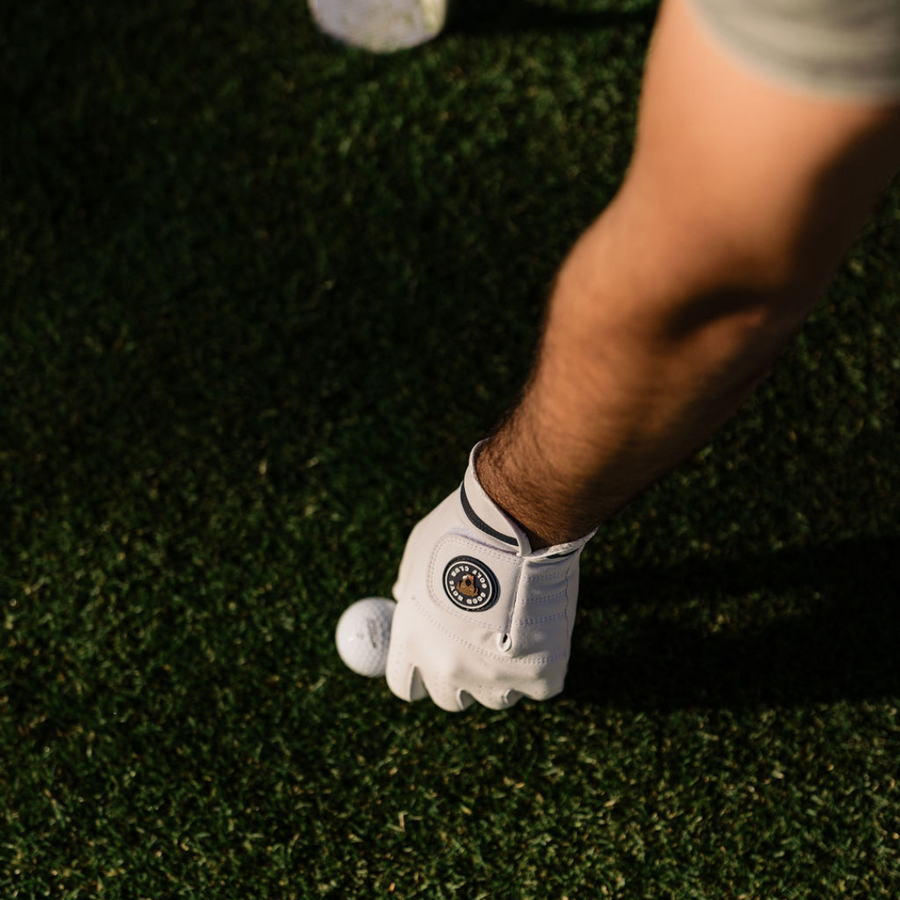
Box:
[443,557,498,612]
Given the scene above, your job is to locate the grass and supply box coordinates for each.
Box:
[2,0,900,896]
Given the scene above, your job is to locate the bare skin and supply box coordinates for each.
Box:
[476,0,900,550]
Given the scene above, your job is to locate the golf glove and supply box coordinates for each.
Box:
[387,442,596,711]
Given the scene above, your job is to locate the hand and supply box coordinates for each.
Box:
[386,443,595,711]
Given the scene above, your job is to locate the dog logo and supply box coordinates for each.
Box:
[443,557,498,612]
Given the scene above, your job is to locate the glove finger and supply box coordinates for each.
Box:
[385,602,428,702]
[503,689,524,708]
[386,657,428,702]
[422,677,474,713]
[408,665,428,701]
[457,689,475,711]
[468,687,523,711]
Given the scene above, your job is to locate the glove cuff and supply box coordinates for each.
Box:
[461,442,531,555]
[462,441,597,558]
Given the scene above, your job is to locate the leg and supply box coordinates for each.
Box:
[477,0,900,548]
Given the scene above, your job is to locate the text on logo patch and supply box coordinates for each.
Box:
[443,557,498,612]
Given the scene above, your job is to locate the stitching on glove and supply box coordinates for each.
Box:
[506,563,522,637]
[438,533,518,565]
[520,568,574,585]
[517,590,566,606]
[514,612,567,626]
[426,535,518,630]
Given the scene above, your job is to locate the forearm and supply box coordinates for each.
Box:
[476,205,812,549]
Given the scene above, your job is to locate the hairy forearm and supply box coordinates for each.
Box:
[476,208,812,549]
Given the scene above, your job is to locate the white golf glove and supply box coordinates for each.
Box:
[387,442,596,712]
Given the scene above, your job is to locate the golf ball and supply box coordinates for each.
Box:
[335,597,396,677]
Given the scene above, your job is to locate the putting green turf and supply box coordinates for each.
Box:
[2,0,900,896]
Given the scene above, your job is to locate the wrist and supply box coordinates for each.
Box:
[474,439,563,551]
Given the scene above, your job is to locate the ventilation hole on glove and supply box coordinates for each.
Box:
[497,634,512,652]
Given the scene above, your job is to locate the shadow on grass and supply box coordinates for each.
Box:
[569,536,900,711]
[448,0,658,37]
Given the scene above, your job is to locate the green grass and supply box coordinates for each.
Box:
[2,0,900,897]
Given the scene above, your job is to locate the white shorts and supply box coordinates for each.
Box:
[685,0,900,101]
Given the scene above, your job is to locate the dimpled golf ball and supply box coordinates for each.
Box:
[335,597,396,677]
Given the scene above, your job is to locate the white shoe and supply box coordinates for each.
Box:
[309,0,449,53]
